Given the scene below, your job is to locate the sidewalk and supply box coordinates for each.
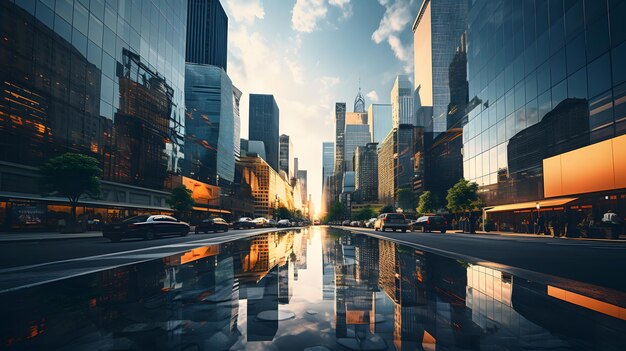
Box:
[0,231,103,243]
[459,229,625,242]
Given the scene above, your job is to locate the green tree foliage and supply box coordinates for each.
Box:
[416,191,438,215]
[277,206,292,219]
[353,205,376,221]
[379,204,395,214]
[396,187,416,212]
[325,201,346,222]
[40,153,102,221]
[166,185,195,217]
[446,179,481,214]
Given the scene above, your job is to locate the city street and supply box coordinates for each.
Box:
[0,227,299,293]
[339,226,626,293]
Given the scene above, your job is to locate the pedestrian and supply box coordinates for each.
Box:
[602,209,622,240]
[550,214,560,237]
[536,212,545,235]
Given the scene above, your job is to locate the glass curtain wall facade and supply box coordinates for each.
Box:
[464,0,626,206]
[186,0,228,71]
[391,76,415,128]
[368,103,392,144]
[184,63,235,185]
[355,143,379,202]
[343,124,371,172]
[0,0,187,229]
[279,134,294,179]
[378,131,395,205]
[249,94,279,172]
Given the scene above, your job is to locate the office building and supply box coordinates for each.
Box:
[186,0,228,71]
[297,170,308,207]
[368,104,393,144]
[343,125,371,172]
[233,86,242,158]
[184,63,235,185]
[391,76,415,128]
[354,88,366,113]
[334,103,347,174]
[464,0,626,233]
[396,125,423,191]
[279,134,294,178]
[412,0,468,134]
[322,142,334,212]
[378,131,396,205]
[0,0,187,231]
[249,94,280,172]
[355,143,379,202]
[240,139,266,160]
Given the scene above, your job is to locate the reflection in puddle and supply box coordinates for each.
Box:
[1,227,625,350]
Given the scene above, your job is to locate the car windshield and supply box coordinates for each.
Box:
[121,215,149,223]
[429,216,445,223]
[386,214,404,220]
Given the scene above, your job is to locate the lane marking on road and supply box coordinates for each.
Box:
[0,228,298,274]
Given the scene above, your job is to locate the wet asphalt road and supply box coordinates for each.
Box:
[341,226,626,292]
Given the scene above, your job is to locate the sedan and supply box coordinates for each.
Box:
[103,215,190,242]
[411,216,448,233]
[195,217,229,233]
[233,217,257,230]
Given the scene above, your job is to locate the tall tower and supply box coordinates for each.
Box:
[334,103,347,175]
[249,94,280,172]
[186,0,228,71]
[391,75,415,128]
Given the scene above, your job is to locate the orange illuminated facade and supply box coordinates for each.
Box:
[543,134,626,198]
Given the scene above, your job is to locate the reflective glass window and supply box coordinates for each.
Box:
[589,90,614,131]
[515,83,525,110]
[586,18,610,61]
[489,146,497,174]
[104,5,116,30]
[538,90,552,121]
[515,107,526,134]
[71,28,88,56]
[610,1,626,46]
[612,40,626,85]
[496,71,505,99]
[489,104,496,127]
[566,33,586,75]
[536,32,550,65]
[614,82,626,134]
[55,0,73,23]
[36,1,55,28]
[525,71,537,101]
[550,19,565,54]
[505,113,515,139]
[497,119,506,144]
[537,62,550,95]
[587,53,611,98]
[514,55,524,84]
[505,65,514,92]
[550,48,566,85]
[489,125,497,149]
[73,2,89,35]
[564,0,583,39]
[526,98,539,127]
[90,0,105,20]
[88,14,103,46]
[585,0,607,22]
[54,15,72,43]
[497,143,507,171]
[505,89,514,116]
[552,80,567,109]
[102,26,116,54]
[15,0,36,15]
[567,67,587,99]
[87,40,101,68]
[102,52,115,79]
[496,97,505,122]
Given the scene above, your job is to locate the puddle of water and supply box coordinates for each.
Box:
[1,227,624,350]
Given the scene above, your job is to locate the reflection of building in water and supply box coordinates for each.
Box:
[322,233,339,300]
[246,266,279,341]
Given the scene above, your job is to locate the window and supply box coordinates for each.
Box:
[566,33,586,75]
[586,18,610,61]
[550,48,567,86]
[538,90,551,121]
[612,41,626,86]
[567,67,587,99]
[587,53,611,98]
[525,72,537,101]
[610,1,626,47]
[552,80,567,109]
[589,90,614,131]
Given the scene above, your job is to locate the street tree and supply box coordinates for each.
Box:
[446,179,480,214]
[416,191,438,215]
[379,204,395,214]
[278,206,292,219]
[40,153,102,224]
[166,185,194,218]
[353,206,375,221]
[396,187,416,213]
[325,201,345,222]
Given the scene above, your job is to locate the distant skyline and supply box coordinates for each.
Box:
[222,0,420,214]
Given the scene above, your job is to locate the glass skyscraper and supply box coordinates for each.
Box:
[343,124,371,172]
[368,103,392,144]
[249,94,280,172]
[186,0,228,71]
[0,0,187,230]
[184,63,236,185]
[279,134,294,179]
[391,76,415,128]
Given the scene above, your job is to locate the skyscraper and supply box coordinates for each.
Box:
[378,131,396,205]
[279,134,294,178]
[184,63,236,185]
[322,142,334,212]
[391,75,415,128]
[354,88,366,113]
[297,170,308,208]
[355,143,379,202]
[186,0,228,71]
[233,86,242,158]
[344,125,371,172]
[412,0,468,134]
[249,94,280,172]
[368,104,393,144]
[334,103,347,175]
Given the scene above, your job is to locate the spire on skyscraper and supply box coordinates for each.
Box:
[353,78,366,113]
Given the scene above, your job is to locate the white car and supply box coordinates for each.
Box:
[277,219,291,227]
[253,217,270,227]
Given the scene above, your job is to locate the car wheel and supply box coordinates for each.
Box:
[393,228,397,232]
[144,229,156,240]
[109,234,122,243]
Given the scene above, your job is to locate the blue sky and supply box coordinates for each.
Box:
[222,0,420,214]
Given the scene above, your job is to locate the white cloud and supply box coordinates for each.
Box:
[371,0,414,72]
[223,0,265,25]
[291,0,328,33]
[329,0,352,19]
[366,90,379,102]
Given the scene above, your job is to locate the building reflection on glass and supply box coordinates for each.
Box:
[2,229,626,350]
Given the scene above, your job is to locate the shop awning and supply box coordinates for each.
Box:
[192,206,231,214]
[485,197,578,213]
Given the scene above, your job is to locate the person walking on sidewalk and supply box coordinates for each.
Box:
[535,212,546,235]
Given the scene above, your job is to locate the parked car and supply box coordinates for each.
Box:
[350,220,359,227]
[313,219,321,225]
[373,213,409,232]
[195,217,229,234]
[103,215,189,242]
[341,220,351,226]
[365,218,377,228]
[253,217,270,227]
[411,216,448,233]
[233,217,256,230]
[268,219,277,227]
[277,219,291,228]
